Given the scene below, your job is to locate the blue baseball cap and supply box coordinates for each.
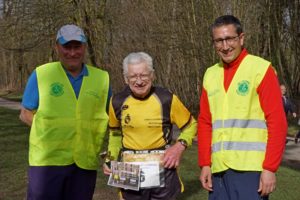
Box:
[56,24,87,45]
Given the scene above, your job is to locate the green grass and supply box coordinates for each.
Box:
[0,108,29,200]
[1,106,300,200]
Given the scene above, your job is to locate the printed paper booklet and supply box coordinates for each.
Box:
[108,161,141,191]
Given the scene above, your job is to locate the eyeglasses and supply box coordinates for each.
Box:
[213,35,240,47]
[127,73,152,82]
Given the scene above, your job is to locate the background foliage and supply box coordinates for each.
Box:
[0,0,299,114]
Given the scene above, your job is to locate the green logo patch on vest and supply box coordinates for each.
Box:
[236,80,250,96]
[50,82,64,97]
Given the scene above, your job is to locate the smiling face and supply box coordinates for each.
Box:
[212,24,244,64]
[125,61,154,99]
[55,40,86,74]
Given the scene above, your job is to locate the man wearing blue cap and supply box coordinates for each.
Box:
[19,24,111,200]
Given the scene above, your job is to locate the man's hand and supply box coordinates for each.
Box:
[163,142,185,168]
[199,166,213,191]
[102,162,112,176]
[258,169,276,196]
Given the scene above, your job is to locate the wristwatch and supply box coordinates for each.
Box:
[178,139,188,149]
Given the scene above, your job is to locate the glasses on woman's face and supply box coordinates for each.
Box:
[213,35,240,47]
[127,73,152,83]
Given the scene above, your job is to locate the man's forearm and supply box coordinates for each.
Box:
[177,118,197,146]
[19,107,34,126]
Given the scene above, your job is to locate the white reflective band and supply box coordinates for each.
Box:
[212,141,266,152]
[213,120,223,130]
[212,142,222,152]
[212,119,267,130]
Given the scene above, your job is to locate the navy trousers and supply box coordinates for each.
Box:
[27,164,97,200]
[209,169,269,200]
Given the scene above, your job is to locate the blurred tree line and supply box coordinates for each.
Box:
[0,0,299,115]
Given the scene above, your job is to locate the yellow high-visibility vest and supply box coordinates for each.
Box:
[29,62,109,170]
[203,55,270,173]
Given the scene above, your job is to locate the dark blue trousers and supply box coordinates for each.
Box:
[27,164,97,200]
[209,169,269,200]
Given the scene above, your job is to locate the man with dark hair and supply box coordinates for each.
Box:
[20,24,111,200]
[198,15,287,200]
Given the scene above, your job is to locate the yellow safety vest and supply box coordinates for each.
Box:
[203,55,270,173]
[29,62,109,170]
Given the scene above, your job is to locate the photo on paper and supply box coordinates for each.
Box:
[122,151,165,188]
[107,161,140,191]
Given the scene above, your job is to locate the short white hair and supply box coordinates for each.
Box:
[122,52,154,77]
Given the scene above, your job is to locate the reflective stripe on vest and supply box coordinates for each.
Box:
[212,141,266,152]
[213,119,267,130]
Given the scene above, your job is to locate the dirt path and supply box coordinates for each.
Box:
[0,97,21,110]
[282,137,300,169]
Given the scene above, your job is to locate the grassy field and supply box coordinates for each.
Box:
[1,107,300,200]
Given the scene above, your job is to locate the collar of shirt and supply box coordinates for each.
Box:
[64,64,88,98]
[223,48,248,69]
[222,48,248,91]
[64,64,89,80]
